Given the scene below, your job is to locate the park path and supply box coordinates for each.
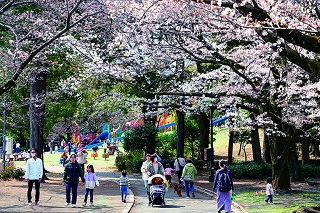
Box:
[1,165,242,213]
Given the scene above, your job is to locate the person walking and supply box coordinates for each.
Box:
[265,177,274,204]
[147,153,165,177]
[174,153,185,184]
[16,142,21,153]
[77,148,88,176]
[164,163,175,187]
[141,154,151,202]
[146,153,165,204]
[181,159,197,198]
[63,153,85,208]
[140,154,151,190]
[49,140,53,154]
[25,148,43,206]
[212,160,234,213]
[83,165,99,207]
[119,170,131,203]
[60,148,68,166]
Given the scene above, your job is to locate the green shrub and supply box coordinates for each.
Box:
[193,160,207,170]
[115,154,134,172]
[0,162,25,180]
[302,165,320,178]
[133,159,144,173]
[115,149,146,173]
[228,162,272,179]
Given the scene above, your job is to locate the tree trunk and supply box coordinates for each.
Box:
[145,116,157,154]
[176,110,185,157]
[301,136,309,165]
[250,114,262,162]
[29,70,47,181]
[263,132,272,164]
[289,142,304,182]
[269,135,291,191]
[228,130,234,164]
[196,112,209,160]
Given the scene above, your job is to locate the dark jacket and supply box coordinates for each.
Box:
[212,168,234,192]
[63,162,85,183]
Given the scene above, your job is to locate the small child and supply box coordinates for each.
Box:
[265,177,274,204]
[164,163,175,186]
[83,165,99,206]
[119,170,131,203]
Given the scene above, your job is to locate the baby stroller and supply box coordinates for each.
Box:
[148,174,166,207]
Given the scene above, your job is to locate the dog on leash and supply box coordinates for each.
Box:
[173,182,183,197]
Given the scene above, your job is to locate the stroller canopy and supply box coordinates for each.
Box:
[148,174,166,185]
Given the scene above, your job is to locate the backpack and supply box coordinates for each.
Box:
[218,170,232,192]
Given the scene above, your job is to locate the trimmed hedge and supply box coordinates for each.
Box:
[228,162,272,179]
[302,165,320,178]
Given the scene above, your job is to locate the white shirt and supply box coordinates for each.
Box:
[266,183,274,195]
[26,158,43,180]
[16,143,20,148]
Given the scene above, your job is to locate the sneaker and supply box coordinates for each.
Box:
[65,203,70,206]
[123,200,126,203]
[28,202,33,206]
[82,202,86,207]
[72,204,76,208]
[89,203,93,206]
[192,193,195,198]
[270,202,274,204]
[186,196,190,198]
[34,202,41,206]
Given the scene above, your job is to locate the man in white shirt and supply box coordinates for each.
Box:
[25,148,43,206]
[16,142,21,153]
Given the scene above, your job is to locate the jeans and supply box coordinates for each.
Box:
[84,188,94,203]
[266,194,273,203]
[184,181,194,197]
[66,182,79,204]
[27,179,40,203]
[120,186,128,201]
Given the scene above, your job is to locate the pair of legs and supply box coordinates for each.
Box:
[217,191,232,213]
[265,195,273,203]
[27,179,40,203]
[84,188,94,204]
[176,171,182,184]
[165,175,172,185]
[120,186,128,202]
[184,180,195,197]
[66,182,79,204]
[144,181,152,203]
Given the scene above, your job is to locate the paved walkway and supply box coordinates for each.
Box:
[128,173,242,213]
[0,165,243,213]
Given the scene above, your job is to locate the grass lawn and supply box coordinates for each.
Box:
[235,190,320,213]
[15,145,122,171]
[212,128,320,212]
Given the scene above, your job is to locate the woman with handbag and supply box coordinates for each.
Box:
[181,159,197,198]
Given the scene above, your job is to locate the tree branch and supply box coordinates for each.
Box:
[0,8,104,95]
